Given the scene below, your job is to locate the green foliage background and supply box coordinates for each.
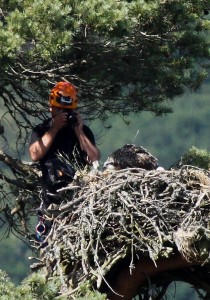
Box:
[94,79,210,169]
[0,231,31,285]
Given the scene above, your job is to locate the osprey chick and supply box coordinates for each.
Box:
[103,144,158,171]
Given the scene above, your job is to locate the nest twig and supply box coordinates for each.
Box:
[32,166,210,296]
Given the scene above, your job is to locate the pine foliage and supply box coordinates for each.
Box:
[0,269,60,300]
[182,146,210,169]
[0,0,209,141]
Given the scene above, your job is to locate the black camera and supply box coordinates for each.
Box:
[66,110,78,127]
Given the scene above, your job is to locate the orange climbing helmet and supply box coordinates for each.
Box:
[49,81,78,109]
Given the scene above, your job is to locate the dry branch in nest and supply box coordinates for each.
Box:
[31,165,210,298]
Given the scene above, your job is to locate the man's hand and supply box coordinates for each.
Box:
[51,111,68,131]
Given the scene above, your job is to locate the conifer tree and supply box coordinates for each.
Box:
[0,0,209,134]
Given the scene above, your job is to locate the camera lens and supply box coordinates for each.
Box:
[67,111,78,127]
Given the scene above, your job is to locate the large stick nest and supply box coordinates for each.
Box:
[31,165,210,295]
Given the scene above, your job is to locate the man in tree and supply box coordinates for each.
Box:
[29,81,100,206]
